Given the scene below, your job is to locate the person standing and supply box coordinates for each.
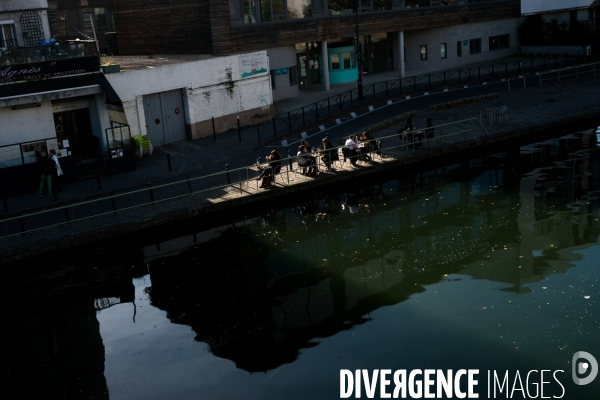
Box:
[49,149,63,192]
[37,150,54,196]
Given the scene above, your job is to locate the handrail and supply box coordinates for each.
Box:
[3,59,598,237]
[255,51,599,142]
[0,118,485,239]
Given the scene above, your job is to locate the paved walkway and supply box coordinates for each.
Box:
[2,57,600,259]
[4,56,592,216]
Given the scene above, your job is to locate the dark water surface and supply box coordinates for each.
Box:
[3,130,600,399]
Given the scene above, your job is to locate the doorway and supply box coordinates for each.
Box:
[143,89,187,147]
[53,108,97,160]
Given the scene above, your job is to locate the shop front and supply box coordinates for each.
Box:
[0,69,131,194]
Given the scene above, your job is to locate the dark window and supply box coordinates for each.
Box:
[420,45,427,61]
[20,11,44,47]
[331,53,340,69]
[489,34,509,50]
[0,23,17,47]
[254,0,313,22]
[440,43,447,59]
[289,65,298,85]
[343,52,351,68]
[469,38,481,54]
[457,41,462,57]
[270,70,276,89]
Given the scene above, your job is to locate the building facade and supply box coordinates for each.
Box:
[0,0,126,192]
[104,52,273,142]
[111,0,522,101]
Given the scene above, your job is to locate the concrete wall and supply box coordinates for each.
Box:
[521,45,590,55]
[184,76,273,139]
[0,9,52,47]
[0,0,48,12]
[538,9,590,24]
[265,46,300,102]
[522,0,593,15]
[0,101,54,147]
[105,52,274,140]
[400,18,519,74]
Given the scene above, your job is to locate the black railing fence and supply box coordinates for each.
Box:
[250,51,598,143]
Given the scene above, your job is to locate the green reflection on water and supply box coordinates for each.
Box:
[138,133,599,390]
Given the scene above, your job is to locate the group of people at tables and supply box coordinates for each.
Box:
[256,132,377,188]
[256,118,432,189]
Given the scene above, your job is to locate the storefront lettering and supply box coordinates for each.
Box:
[0,66,42,80]
[0,57,98,83]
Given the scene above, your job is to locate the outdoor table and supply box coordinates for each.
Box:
[247,164,270,189]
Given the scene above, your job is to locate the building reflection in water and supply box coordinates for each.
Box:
[0,266,138,399]
[144,130,599,373]
[1,130,597,396]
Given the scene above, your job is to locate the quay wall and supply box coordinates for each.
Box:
[3,109,599,265]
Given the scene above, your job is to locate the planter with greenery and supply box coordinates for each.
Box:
[101,55,120,74]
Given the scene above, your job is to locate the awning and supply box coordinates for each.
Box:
[0,73,123,108]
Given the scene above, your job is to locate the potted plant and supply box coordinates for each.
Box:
[101,55,120,74]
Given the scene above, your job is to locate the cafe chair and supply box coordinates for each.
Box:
[296,153,311,176]
[496,106,508,124]
[272,165,285,185]
[398,131,411,151]
[366,140,383,160]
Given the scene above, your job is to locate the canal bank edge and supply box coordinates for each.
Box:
[3,110,600,265]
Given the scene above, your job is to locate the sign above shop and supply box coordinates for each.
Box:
[52,100,89,113]
[0,56,100,84]
[274,68,289,76]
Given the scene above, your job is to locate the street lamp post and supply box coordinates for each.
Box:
[355,0,363,101]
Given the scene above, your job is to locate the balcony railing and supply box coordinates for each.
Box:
[0,41,98,66]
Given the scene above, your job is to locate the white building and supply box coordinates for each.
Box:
[104,52,273,146]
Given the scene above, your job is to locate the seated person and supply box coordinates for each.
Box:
[319,137,338,171]
[398,117,418,144]
[259,150,282,188]
[344,135,360,166]
[398,117,414,139]
[358,131,374,161]
[298,140,317,175]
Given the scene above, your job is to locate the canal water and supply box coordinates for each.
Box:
[3,130,600,399]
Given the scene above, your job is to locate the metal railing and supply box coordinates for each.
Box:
[3,62,598,238]
[0,41,97,65]
[0,118,487,239]
[253,50,599,143]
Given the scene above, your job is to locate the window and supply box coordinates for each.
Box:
[249,0,312,22]
[457,41,462,57]
[243,0,258,23]
[343,52,352,68]
[420,45,427,61]
[20,11,44,47]
[93,7,116,32]
[270,70,276,89]
[331,53,340,70]
[0,21,17,48]
[329,0,391,15]
[288,0,312,18]
[440,43,447,59]
[489,34,509,50]
[469,38,481,54]
[289,65,298,85]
